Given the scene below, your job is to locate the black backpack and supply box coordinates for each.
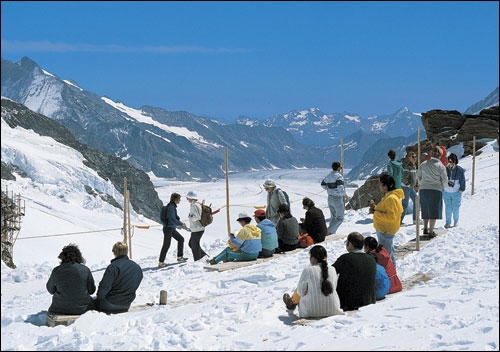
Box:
[198,200,213,227]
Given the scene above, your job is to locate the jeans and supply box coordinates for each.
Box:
[159,227,185,262]
[213,247,259,264]
[376,230,396,268]
[401,186,417,223]
[327,195,345,235]
[443,191,462,226]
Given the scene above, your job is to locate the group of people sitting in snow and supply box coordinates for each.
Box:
[47,143,464,319]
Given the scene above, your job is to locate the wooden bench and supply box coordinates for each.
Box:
[203,234,345,272]
[46,313,81,327]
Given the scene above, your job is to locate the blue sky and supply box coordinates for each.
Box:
[1,1,498,120]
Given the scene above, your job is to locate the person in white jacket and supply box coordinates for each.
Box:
[321,161,349,235]
[185,191,208,261]
[283,245,344,319]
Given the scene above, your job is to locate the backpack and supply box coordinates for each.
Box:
[198,200,213,227]
[277,188,291,208]
[298,233,314,248]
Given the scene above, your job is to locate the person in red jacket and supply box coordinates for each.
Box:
[424,138,448,166]
[363,236,402,294]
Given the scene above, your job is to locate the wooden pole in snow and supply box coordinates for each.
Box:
[225,148,231,237]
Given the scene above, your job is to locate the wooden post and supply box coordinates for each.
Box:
[416,126,421,251]
[340,139,344,176]
[127,189,133,259]
[159,290,168,305]
[225,148,231,237]
[471,136,476,195]
[123,177,128,244]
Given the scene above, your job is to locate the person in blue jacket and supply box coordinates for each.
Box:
[95,242,143,314]
[46,244,96,315]
[443,153,466,228]
[159,192,188,267]
[254,209,278,258]
[369,253,390,300]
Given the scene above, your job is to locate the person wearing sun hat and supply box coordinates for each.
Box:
[263,179,289,225]
[209,212,262,265]
[185,190,208,261]
[253,209,278,258]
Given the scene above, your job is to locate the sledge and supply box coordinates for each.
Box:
[290,310,356,326]
[203,234,343,272]
[46,290,169,327]
[46,313,82,327]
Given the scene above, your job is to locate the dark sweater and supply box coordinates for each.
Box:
[46,262,96,315]
[332,251,377,310]
[302,206,327,243]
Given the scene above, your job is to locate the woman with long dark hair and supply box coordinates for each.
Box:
[282,245,344,318]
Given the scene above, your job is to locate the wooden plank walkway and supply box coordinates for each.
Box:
[203,233,346,272]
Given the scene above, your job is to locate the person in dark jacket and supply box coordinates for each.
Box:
[276,204,299,252]
[94,242,143,314]
[299,197,327,243]
[46,243,96,315]
[332,232,377,311]
[159,192,188,267]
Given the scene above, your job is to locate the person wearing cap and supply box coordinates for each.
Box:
[263,179,289,225]
[185,191,208,261]
[209,212,262,265]
[299,197,328,244]
[253,209,278,258]
[321,161,349,236]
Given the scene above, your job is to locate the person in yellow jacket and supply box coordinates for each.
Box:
[369,174,404,268]
[209,212,262,264]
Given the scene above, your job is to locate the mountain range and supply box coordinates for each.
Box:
[5,56,496,182]
[1,56,499,221]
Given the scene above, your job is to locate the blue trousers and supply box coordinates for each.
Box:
[213,247,259,264]
[401,186,417,223]
[376,230,396,269]
[327,195,345,235]
[443,191,462,226]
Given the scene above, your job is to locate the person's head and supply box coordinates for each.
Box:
[309,245,333,296]
[58,243,85,264]
[388,149,396,160]
[253,209,266,222]
[112,241,128,257]
[407,151,417,164]
[185,191,198,203]
[363,236,379,253]
[236,212,252,225]
[345,232,364,251]
[432,146,443,159]
[379,173,397,192]
[302,197,314,210]
[170,192,181,204]
[448,153,459,165]
[309,245,327,263]
[263,179,276,192]
[277,203,291,218]
[331,161,342,171]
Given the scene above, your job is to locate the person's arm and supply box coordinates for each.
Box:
[96,265,117,300]
[46,269,57,294]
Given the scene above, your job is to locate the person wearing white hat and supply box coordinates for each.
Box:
[185,191,208,261]
[263,179,289,225]
[208,212,262,265]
